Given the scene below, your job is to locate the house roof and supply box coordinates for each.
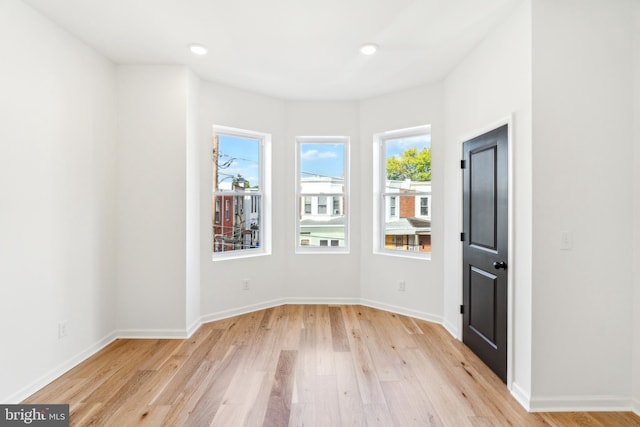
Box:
[300,217,346,227]
[385,217,431,235]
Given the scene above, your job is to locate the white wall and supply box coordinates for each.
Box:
[632,0,640,415]
[531,0,634,410]
[283,101,361,301]
[186,70,201,333]
[359,84,445,320]
[116,66,191,335]
[199,82,288,319]
[0,0,117,402]
[443,0,532,401]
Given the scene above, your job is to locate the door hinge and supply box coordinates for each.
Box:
[460,305,464,314]
[460,232,465,242]
[460,159,466,169]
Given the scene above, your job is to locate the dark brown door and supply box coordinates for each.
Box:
[462,124,508,383]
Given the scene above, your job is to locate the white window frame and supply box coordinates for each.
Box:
[212,125,272,261]
[295,136,350,254]
[373,125,431,259]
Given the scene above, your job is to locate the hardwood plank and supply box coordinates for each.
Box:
[359,318,403,382]
[263,350,297,426]
[588,411,640,427]
[343,315,387,405]
[363,403,395,427]
[105,355,187,425]
[184,344,248,426]
[151,328,223,405]
[381,380,445,427]
[315,305,336,375]
[334,352,367,426]
[81,370,155,426]
[281,304,303,350]
[329,306,350,352]
[313,375,342,426]
[19,305,640,427]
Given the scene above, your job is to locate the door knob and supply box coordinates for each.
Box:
[493,261,507,270]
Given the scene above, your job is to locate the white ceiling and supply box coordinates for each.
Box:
[23,0,521,100]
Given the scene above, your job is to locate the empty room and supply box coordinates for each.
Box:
[1,0,639,425]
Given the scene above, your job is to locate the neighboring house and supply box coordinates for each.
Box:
[384,179,432,252]
[299,176,346,247]
[213,181,261,252]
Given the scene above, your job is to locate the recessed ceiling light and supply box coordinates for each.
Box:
[360,43,378,55]
[189,44,208,55]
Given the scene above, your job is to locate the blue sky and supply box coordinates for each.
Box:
[217,135,261,188]
[300,143,345,179]
[385,134,431,161]
[216,134,430,185]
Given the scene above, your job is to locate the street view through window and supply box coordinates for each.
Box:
[212,131,263,254]
[381,127,432,254]
[297,139,348,250]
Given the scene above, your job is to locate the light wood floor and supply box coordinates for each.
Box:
[24,305,640,426]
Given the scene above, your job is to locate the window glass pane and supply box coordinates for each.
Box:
[383,196,431,252]
[382,131,431,254]
[213,130,265,256]
[214,134,261,192]
[317,196,327,214]
[299,143,345,191]
[213,194,262,252]
[297,139,348,251]
[298,196,346,248]
[385,135,431,183]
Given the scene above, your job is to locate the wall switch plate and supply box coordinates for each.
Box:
[398,280,406,292]
[242,279,250,290]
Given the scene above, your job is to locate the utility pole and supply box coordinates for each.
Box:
[212,135,219,192]
[212,135,219,251]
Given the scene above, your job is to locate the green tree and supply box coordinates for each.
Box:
[386,147,431,181]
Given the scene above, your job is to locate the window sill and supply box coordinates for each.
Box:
[212,249,271,262]
[373,249,431,260]
[295,247,350,255]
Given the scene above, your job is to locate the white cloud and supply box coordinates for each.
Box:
[301,149,338,161]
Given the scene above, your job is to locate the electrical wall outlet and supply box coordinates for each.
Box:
[58,321,68,339]
[242,279,250,290]
[560,231,573,250]
[398,280,406,292]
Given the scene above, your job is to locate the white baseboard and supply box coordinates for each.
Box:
[510,382,531,411]
[441,318,461,340]
[632,397,640,416]
[199,298,286,324]
[4,332,117,404]
[115,328,193,339]
[528,395,633,412]
[186,318,202,338]
[359,299,442,324]
[282,297,362,306]
[199,297,440,327]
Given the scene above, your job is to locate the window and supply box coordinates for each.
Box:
[212,125,271,259]
[296,137,349,252]
[333,197,340,215]
[419,196,430,217]
[374,125,431,257]
[389,196,397,219]
[317,196,327,214]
